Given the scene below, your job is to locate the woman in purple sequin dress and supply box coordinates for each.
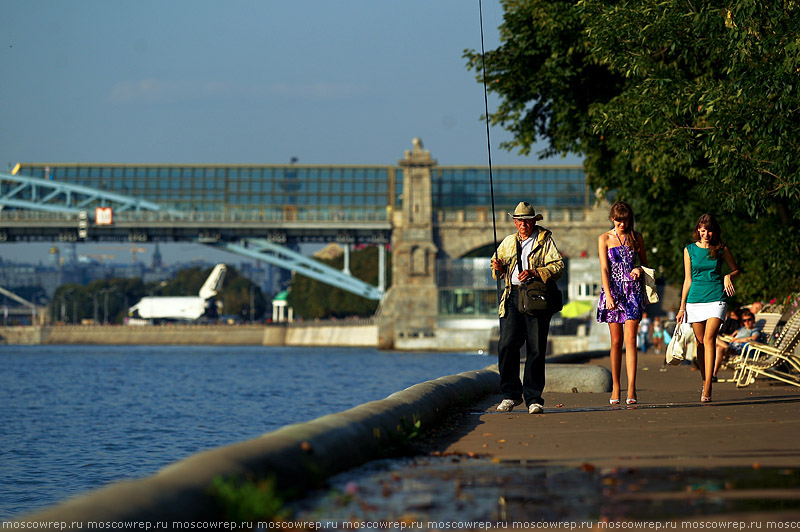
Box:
[597,202,649,406]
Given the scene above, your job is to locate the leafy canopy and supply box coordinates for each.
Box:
[466,0,800,302]
[288,246,390,320]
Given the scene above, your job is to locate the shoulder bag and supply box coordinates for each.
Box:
[665,322,690,365]
[641,265,659,304]
[515,239,561,314]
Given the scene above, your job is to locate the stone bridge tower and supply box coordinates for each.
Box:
[377,139,438,349]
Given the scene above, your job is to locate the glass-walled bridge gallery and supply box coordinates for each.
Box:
[5,161,588,316]
[11,162,587,217]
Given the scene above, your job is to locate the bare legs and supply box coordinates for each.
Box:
[608,323,623,402]
[692,317,723,400]
[608,320,639,403]
[713,338,729,378]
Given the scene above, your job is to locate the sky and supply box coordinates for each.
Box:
[0,1,582,266]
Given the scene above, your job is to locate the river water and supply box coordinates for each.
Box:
[0,344,492,519]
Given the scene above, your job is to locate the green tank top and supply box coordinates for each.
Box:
[686,243,726,303]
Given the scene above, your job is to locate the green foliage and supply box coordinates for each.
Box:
[50,278,145,324]
[375,415,424,457]
[147,265,267,321]
[49,264,267,323]
[153,266,208,297]
[287,246,391,320]
[582,0,800,216]
[465,0,624,159]
[222,275,267,322]
[211,476,290,522]
[466,0,800,301]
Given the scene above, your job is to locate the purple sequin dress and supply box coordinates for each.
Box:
[597,244,644,323]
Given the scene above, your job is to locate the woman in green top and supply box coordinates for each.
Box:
[677,214,740,402]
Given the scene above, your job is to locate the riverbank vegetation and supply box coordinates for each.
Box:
[48,264,266,324]
[287,245,391,320]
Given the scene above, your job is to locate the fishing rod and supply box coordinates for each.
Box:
[478,0,502,306]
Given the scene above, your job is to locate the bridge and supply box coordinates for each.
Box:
[2,139,608,348]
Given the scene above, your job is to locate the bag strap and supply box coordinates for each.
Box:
[517,235,548,283]
[516,235,537,274]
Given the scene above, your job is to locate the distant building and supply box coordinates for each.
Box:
[151,242,164,270]
[567,257,602,302]
[0,263,65,298]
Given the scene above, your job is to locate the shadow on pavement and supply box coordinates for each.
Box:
[292,454,800,525]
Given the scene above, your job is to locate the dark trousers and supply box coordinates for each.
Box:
[497,289,551,406]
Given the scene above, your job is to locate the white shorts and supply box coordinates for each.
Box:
[685,301,727,323]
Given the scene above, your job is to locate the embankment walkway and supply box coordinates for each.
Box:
[295,351,800,525]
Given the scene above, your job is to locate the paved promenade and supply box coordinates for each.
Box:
[443,352,800,468]
[297,351,800,526]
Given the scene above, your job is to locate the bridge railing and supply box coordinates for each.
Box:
[0,207,390,224]
[284,317,375,327]
[2,204,587,225]
[436,207,587,223]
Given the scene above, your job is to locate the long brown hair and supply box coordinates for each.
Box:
[609,201,639,252]
[693,213,724,259]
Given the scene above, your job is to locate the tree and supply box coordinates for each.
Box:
[288,246,391,320]
[47,265,268,324]
[50,278,145,324]
[222,276,266,322]
[465,0,800,302]
[152,266,209,297]
[150,265,267,321]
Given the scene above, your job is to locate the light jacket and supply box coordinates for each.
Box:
[491,227,565,318]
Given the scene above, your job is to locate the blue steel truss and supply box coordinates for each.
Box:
[0,171,167,217]
[1,172,384,300]
[220,238,383,301]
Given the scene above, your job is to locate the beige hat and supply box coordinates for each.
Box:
[509,201,543,221]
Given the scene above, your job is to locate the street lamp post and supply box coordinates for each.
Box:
[61,290,73,324]
[250,285,255,323]
[99,289,107,325]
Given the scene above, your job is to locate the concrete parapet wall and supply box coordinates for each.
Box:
[285,325,377,347]
[0,324,374,347]
[16,367,501,527]
[542,363,611,393]
[394,327,492,352]
[0,325,43,345]
[0,325,604,354]
[549,335,590,356]
[43,325,271,345]
[479,362,611,394]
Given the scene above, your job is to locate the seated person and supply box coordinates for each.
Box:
[713,310,762,379]
[719,308,741,336]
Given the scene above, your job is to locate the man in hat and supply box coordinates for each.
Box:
[490,202,565,414]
